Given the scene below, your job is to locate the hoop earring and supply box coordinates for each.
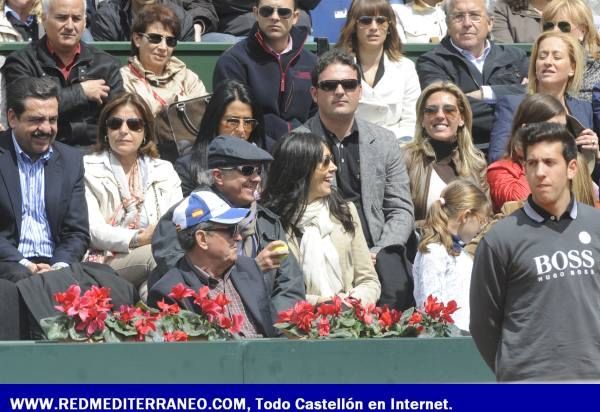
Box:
[104,135,108,143]
[142,137,147,146]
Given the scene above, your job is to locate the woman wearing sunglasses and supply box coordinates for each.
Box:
[401,82,488,222]
[120,4,207,116]
[262,132,380,306]
[488,31,598,165]
[492,0,550,44]
[83,93,183,300]
[174,79,269,196]
[542,0,600,101]
[336,0,420,143]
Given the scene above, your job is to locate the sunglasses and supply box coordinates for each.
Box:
[106,116,145,132]
[138,32,178,47]
[357,16,388,26]
[220,165,261,177]
[258,6,294,19]
[317,79,360,92]
[223,117,259,131]
[423,104,459,117]
[542,21,571,33]
[204,225,240,238]
[320,154,334,168]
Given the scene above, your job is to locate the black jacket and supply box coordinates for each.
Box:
[416,36,528,146]
[90,0,197,41]
[148,256,279,338]
[150,187,305,315]
[3,38,123,147]
[213,24,317,141]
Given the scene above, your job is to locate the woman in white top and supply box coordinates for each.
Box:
[336,0,420,142]
[84,93,183,299]
[413,180,490,332]
[393,0,447,44]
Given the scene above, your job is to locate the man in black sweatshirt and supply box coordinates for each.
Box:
[470,122,600,381]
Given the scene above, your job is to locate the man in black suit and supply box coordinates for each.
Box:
[148,190,278,338]
[0,77,89,283]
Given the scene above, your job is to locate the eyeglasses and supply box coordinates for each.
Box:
[258,6,294,19]
[423,104,460,118]
[220,165,261,177]
[542,21,572,33]
[106,116,145,132]
[320,154,334,168]
[450,12,483,23]
[316,79,360,92]
[223,117,259,131]
[204,225,240,238]
[138,32,178,47]
[356,16,388,26]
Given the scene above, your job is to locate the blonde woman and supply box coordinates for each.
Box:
[0,0,43,42]
[336,0,420,142]
[401,81,488,221]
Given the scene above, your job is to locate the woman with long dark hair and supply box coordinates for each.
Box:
[262,132,380,305]
[175,79,267,196]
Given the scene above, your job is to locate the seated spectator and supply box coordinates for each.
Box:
[90,0,197,41]
[0,0,43,42]
[120,4,207,116]
[337,0,420,142]
[262,132,381,306]
[413,179,490,332]
[492,0,548,44]
[151,136,305,314]
[392,0,447,44]
[416,0,528,148]
[490,93,598,211]
[175,80,268,196]
[3,0,124,148]
[214,0,319,38]
[83,93,182,299]
[213,0,317,141]
[402,81,488,222]
[488,32,597,164]
[297,48,415,310]
[542,0,600,101]
[0,77,89,283]
[147,190,278,338]
[0,56,6,131]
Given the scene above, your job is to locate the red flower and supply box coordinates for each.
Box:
[408,312,423,325]
[54,284,81,316]
[168,283,195,301]
[276,307,294,323]
[116,305,137,323]
[289,301,316,333]
[164,331,189,342]
[218,314,244,334]
[196,299,223,321]
[354,302,375,325]
[194,286,210,301]
[214,293,230,308]
[377,305,401,329]
[157,299,181,315]
[134,317,156,340]
[317,316,330,336]
[317,296,342,317]
[440,300,459,323]
[424,295,444,319]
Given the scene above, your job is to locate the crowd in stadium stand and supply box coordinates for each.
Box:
[1,0,600,381]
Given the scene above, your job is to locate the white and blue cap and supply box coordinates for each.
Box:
[172,191,249,231]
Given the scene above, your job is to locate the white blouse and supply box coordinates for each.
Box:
[393,2,447,44]
[413,243,473,331]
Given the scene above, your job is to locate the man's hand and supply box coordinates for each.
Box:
[194,23,204,42]
[135,225,155,248]
[80,79,110,105]
[35,263,52,274]
[575,129,600,158]
[255,240,289,272]
[370,252,377,265]
[466,89,483,100]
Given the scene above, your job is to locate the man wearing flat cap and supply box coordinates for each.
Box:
[151,135,305,316]
[148,190,278,338]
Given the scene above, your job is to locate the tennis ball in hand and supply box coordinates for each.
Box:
[272,243,289,261]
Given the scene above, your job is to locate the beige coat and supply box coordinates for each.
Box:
[83,151,182,253]
[288,202,381,306]
[120,56,207,115]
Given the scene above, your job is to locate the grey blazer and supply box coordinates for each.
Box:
[296,116,415,252]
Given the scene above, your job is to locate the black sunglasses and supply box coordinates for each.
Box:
[423,104,459,117]
[258,6,294,19]
[106,116,145,132]
[542,21,571,33]
[204,225,240,238]
[317,79,360,92]
[220,165,261,177]
[357,16,388,26]
[138,32,178,47]
[320,154,334,168]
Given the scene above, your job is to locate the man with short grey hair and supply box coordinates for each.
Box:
[4,0,123,148]
[417,0,528,148]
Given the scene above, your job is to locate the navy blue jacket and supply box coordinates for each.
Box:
[213,24,317,141]
[489,94,593,163]
[591,83,600,136]
[148,256,279,338]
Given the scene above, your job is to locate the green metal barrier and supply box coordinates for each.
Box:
[0,42,533,92]
[0,338,494,383]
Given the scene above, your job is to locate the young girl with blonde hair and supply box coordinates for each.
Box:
[413,180,491,332]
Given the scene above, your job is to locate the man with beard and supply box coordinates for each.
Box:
[0,77,89,282]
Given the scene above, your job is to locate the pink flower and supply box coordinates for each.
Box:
[54,284,81,316]
[164,331,189,342]
[168,283,195,301]
[317,316,330,336]
[157,300,181,315]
